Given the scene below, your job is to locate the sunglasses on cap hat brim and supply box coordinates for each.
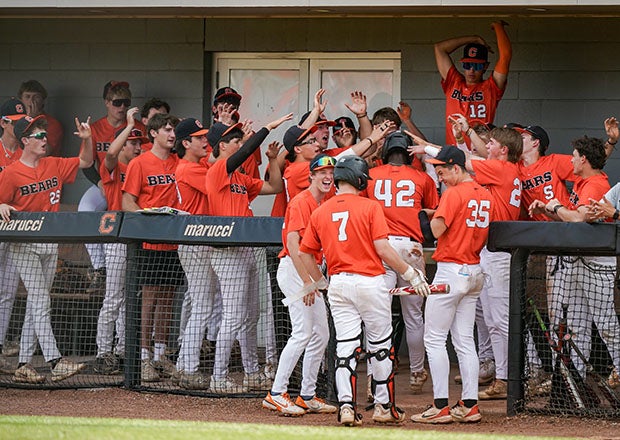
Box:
[310,155,337,171]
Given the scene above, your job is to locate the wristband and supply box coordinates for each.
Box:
[357,113,367,119]
[614,209,620,220]
[365,137,373,147]
[608,139,618,146]
[424,146,440,157]
[466,128,473,137]
[553,204,564,214]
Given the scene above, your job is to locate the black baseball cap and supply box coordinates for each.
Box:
[283,125,318,152]
[427,146,466,168]
[103,80,129,99]
[1,98,27,121]
[207,122,243,148]
[14,115,46,140]
[516,125,550,150]
[309,153,336,172]
[333,116,356,134]
[175,118,209,140]
[461,43,488,63]
[213,87,242,106]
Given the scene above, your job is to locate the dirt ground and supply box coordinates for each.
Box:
[3,369,620,438]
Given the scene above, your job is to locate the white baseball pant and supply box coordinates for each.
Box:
[0,242,20,345]
[475,299,494,362]
[329,272,393,406]
[10,243,62,363]
[479,246,511,380]
[272,256,329,396]
[96,243,127,357]
[548,256,620,377]
[255,248,278,367]
[211,246,260,379]
[425,262,484,401]
[177,244,219,373]
[78,184,107,270]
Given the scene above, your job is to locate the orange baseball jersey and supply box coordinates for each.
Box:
[176,159,210,215]
[365,164,439,241]
[99,160,128,211]
[432,180,492,265]
[0,141,22,172]
[442,65,504,145]
[568,173,610,210]
[0,157,79,212]
[519,154,578,221]
[91,117,146,164]
[279,189,322,263]
[205,158,264,217]
[471,159,521,221]
[300,193,389,276]
[43,113,64,157]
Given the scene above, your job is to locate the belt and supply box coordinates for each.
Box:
[388,235,419,243]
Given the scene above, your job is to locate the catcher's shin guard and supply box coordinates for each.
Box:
[367,335,400,419]
[335,334,363,412]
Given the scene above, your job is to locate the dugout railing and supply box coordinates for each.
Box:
[489,221,620,418]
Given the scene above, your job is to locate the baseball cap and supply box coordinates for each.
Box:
[207,121,243,148]
[115,127,148,144]
[309,153,337,172]
[427,146,466,168]
[103,80,130,99]
[1,98,27,121]
[14,115,46,140]
[333,116,356,134]
[298,111,336,127]
[213,87,242,106]
[283,125,319,152]
[175,118,209,140]
[460,43,489,63]
[516,125,550,150]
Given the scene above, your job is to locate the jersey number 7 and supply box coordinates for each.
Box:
[332,211,349,241]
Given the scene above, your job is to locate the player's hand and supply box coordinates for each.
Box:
[344,90,367,118]
[396,101,412,121]
[402,266,431,297]
[369,120,395,144]
[217,103,237,126]
[313,89,327,114]
[25,94,44,117]
[126,107,139,127]
[448,113,469,133]
[74,116,92,139]
[265,141,283,160]
[528,200,547,217]
[265,113,294,131]
[0,204,15,223]
[605,117,619,145]
[587,197,615,221]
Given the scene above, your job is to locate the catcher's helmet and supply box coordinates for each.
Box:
[333,155,372,190]
[382,131,413,165]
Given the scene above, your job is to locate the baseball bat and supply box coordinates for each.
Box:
[389,283,450,296]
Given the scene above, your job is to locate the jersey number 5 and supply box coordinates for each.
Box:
[332,211,349,241]
[465,199,491,228]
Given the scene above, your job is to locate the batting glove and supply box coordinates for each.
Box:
[401,266,431,297]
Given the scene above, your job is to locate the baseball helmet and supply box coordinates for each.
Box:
[333,155,372,190]
[382,131,413,165]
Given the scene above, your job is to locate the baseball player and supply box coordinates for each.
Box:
[0,114,93,383]
[173,117,220,390]
[364,131,439,395]
[435,21,512,145]
[529,136,620,386]
[205,114,292,393]
[262,154,338,416]
[122,113,184,383]
[298,152,430,426]
[93,107,145,375]
[463,127,523,400]
[411,146,492,424]
[0,98,28,375]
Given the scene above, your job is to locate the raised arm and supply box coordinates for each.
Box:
[491,20,512,91]
[397,101,426,141]
[260,141,284,195]
[434,35,488,80]
[345,90,372,140]
[74,116,94,169]
[105,107,138,172]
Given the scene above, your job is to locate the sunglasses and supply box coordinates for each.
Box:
[298,137,318,146]
[27,132,47,140]
[311,156,337,169]
[111,99,131,107]
[462,62,486,71]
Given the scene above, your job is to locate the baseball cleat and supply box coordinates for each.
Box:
[450,401,482,423]
[338,404,362,427]
[262,392,305,416]
[51,358,87,382]
[409,369,428,394]
[478,378,507,400]
[295,395,337,414]
[371,403,406,424]
[243,371,273,391]
[14,363,45,384]
[410,405,453,424]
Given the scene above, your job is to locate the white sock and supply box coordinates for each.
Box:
[141,348,150,361]
[153,343,166,362]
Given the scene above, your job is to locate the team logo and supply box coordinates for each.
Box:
[468,47,479,58]
[15,103,25,114]
[195,120,203,129]
[224,88,234,95]
[99,212,118,234]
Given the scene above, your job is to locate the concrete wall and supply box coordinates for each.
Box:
[1,16,619,206]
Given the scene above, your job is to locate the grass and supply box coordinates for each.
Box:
[0,415,581,440]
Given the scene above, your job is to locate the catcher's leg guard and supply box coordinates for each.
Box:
[367,334,401,420]
[335,333,363,420]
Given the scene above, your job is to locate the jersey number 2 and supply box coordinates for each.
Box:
[332,211,349,241]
